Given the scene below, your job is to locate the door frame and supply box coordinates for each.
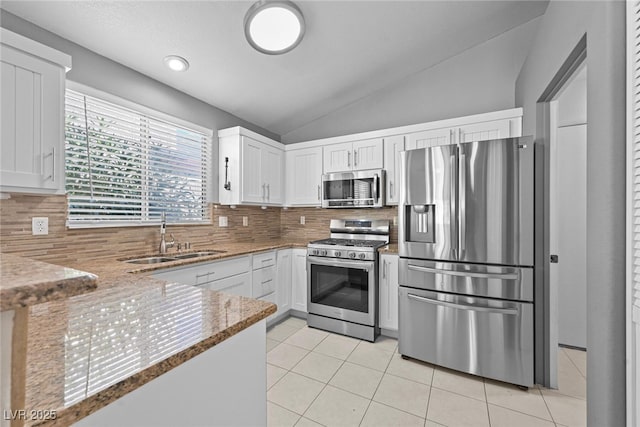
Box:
[534,35,586,387]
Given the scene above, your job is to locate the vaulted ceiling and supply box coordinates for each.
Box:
[1,1,548,138]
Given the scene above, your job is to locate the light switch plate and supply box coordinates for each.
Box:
[300,216,305,225]
[242,216,248,226]
[32,217,48,235]
[218,216,228,227]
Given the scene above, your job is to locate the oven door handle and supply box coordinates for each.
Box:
[407,293,519,315]
[407,264,519,280]
[307,255,374,271]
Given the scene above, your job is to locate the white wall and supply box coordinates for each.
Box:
[281,17,541,144]
[515,2,626,425]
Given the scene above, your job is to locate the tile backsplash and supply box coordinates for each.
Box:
[0,194,397,265]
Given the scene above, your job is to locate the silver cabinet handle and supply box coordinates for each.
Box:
[354,150,358,167]
[390,180,394,198]
[317,185,321,201]
[407,293,519,315]
[262,183,266,200]
[382,260,387,279]
[267,183,270,200]
[45,147,55,182]
[459,153,466,253]
[347,151,351,167]
[407,264,519,280]
[261,278,273,284]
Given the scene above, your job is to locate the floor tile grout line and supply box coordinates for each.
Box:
[267,399,305,423]
[534,386,560,425]
[561,347,587,381]
[484,379,492,427]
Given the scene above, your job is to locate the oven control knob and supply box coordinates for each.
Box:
[349,252,356,259]
[320,250,328,256]
[335,251,342,257]
[358,253,366,260]
[310,249,317,256]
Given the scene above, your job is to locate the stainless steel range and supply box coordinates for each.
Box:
[307,219,389,342]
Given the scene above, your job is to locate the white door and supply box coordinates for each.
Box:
[241,136,264,203]
[1,45,63,192]
[383,135,405,205]
[286,147,323,205]
[406,127,452,150]
[263,146,283,204]
[323,141,352,173]
[456,119,511,144]
[352,138,383,171]
[291,249,307,312]
[552,124,587,348]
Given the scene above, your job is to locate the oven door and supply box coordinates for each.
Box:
[307,256,376,326]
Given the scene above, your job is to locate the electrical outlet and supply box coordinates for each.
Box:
[300,216,305,225]
[218,216,228,227]
[393,216,398,226]
[242,216,248,226]
[32,217,49,235]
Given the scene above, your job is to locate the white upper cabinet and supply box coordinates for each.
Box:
[1,29,71,195]
[285,146,322,206]
[323,138,383,173]
[383,135,405,205]
[219,127,284,206]
[457,118,512,143]
[406,127,453,150]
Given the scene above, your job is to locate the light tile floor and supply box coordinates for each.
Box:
[266,317,587,427]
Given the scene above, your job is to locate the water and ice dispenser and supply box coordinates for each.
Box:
[405,204,436,243]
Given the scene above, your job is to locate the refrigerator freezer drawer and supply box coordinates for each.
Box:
[399,258,533,302]
[398,287,534,387]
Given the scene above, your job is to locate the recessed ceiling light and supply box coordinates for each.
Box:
[244,0,305,55]
[164,55,189,72]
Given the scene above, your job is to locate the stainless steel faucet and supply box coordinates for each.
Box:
[159,212,175,254]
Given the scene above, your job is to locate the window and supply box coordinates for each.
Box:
[64,87,211,227]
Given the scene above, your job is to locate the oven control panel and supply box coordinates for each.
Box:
[307,247,375,261]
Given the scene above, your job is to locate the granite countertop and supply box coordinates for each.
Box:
[5,240,309,426]
[16,277,275,427]
[0,253,98,311]
[379,243,399,254]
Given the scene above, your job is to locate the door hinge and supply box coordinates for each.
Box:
[550,254,559,263]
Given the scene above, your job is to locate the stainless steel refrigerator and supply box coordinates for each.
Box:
[398,136,534,387]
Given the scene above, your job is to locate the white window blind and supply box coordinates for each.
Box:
[632,1,640,313]
[65,89,210,227]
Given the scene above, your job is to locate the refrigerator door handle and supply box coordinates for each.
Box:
[459,152,466,254]
[407,293,519,315]
[407,264,519,280]
[450,154,458,256]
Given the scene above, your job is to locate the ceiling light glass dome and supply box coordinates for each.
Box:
[244,0,305,55]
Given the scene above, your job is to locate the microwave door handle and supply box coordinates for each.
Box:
[373,173,379,203]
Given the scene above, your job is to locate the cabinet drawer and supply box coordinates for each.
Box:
[252,265,276,298]
[252,251,276,269]
[152,256,250,286]
[204,272,251,297]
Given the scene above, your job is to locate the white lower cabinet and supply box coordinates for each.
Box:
[379,253,399,332]
[276,249,293,316]
[203,272,251,297]
[291,249,307,313]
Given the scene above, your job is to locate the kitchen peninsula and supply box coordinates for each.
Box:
[0,249,281,427]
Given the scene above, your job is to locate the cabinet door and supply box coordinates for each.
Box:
[352,138,383,171]
[383,135,405,205]
[263,146,283,204]
[379,254,399,331]
[1,45,64,193]
[286,147,323,206]
[241,136,265,203]
[456,119,511,144]
[406,128,452,150]
[291,249,307,312]
[323,141,353,173]
[276,249,292,316]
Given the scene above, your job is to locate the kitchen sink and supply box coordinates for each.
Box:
[125,256,178,264]
[171,250,226,259]
[123,250,226,264]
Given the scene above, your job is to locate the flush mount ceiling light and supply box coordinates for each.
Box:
[164,55,189,72]
[244,0,305,55]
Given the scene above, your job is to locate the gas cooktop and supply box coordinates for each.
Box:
[308,238,387,249]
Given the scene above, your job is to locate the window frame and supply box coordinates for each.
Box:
[64,81,213,229]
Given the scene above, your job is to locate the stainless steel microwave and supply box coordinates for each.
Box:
[321,169,385,208]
